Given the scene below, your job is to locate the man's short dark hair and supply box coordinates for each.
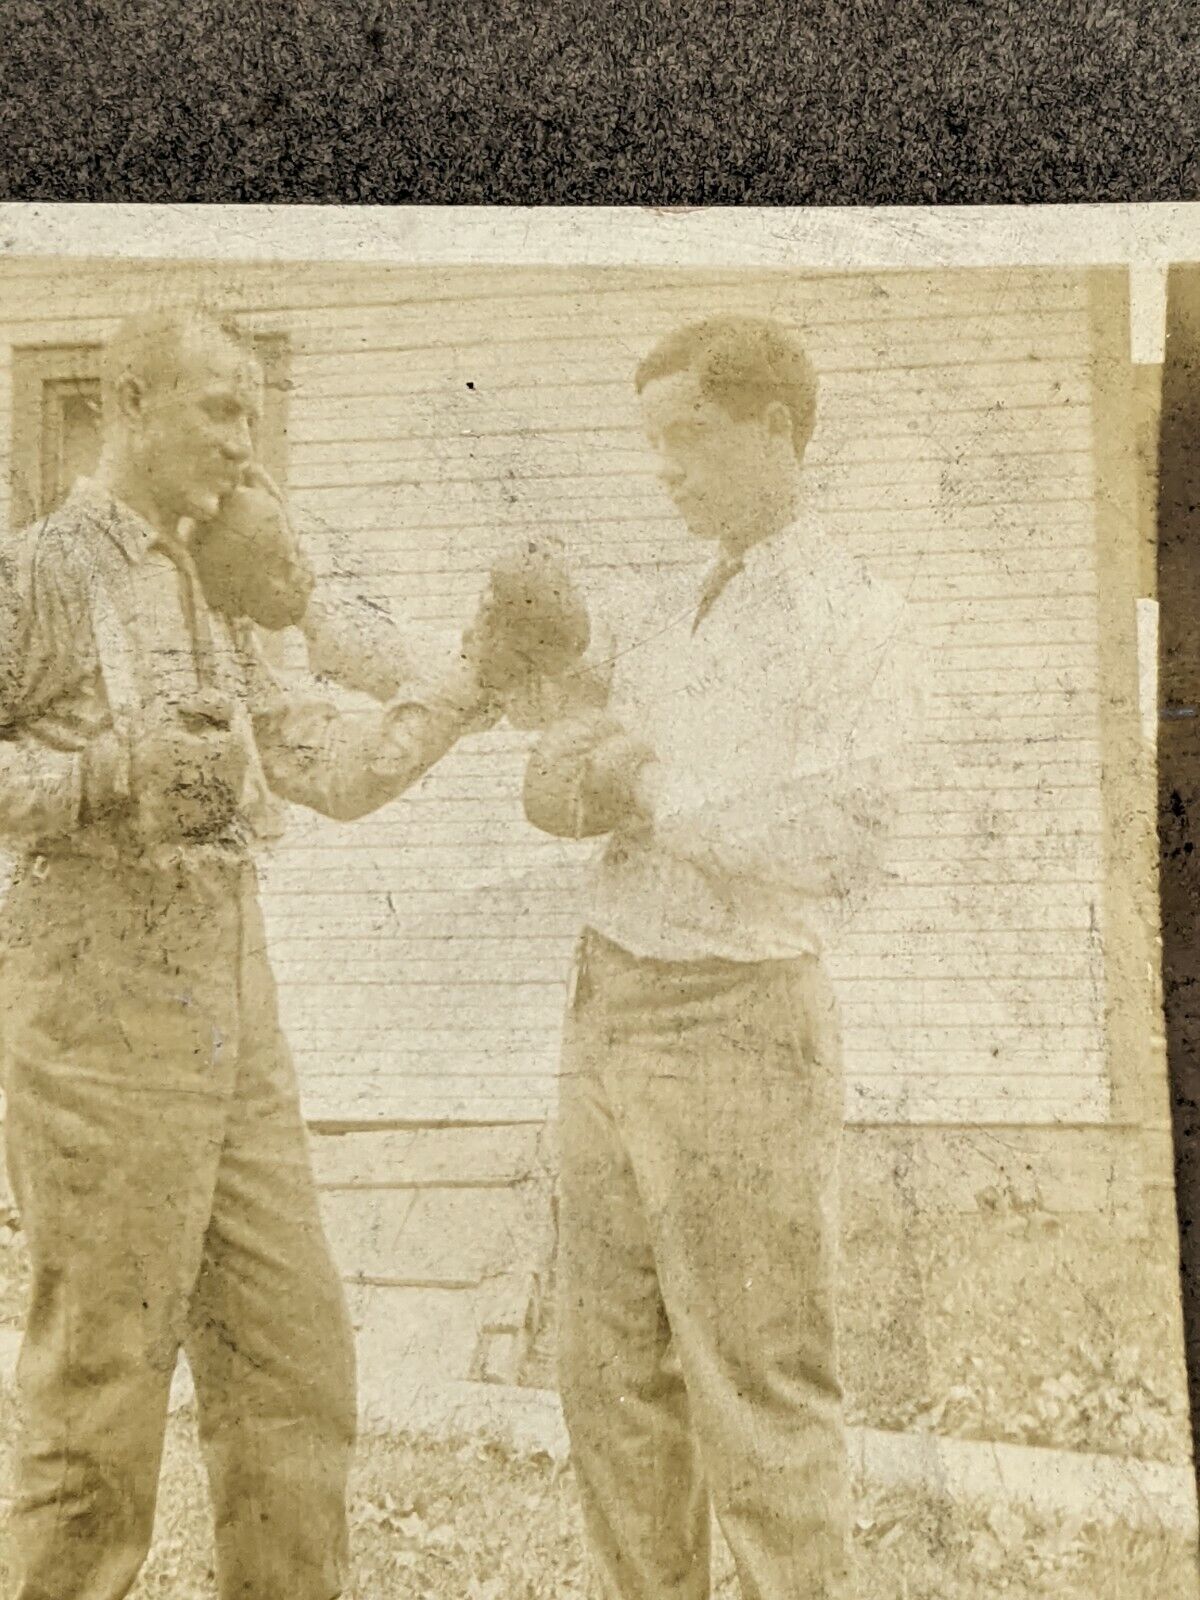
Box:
[100,307,257,419]
[634,316,818,457]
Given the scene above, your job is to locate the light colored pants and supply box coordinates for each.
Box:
[0,853,355,1600]
[557,928,853,1600]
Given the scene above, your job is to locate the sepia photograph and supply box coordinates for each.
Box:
[0,208,1194,1600]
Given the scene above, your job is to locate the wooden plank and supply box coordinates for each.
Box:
[847,1078,1110,1124]
[832,950,1104,982]
[303,1078,1113,1129]
[918,718,1100,747]
[16,295,1077,351]
[262,880,1102,922]
[318,1190,416,1282]
[0,256,1091,310]
[288,352,1096,403]
[264,860,585,897]
[276,925,1100,968]
[301,1078,556,1128]
[841,984,1102,1018]
[834,927,1103,956]
[845,1021,1105,1050]
[886,833,1102,867]
[904,758,1102,790]
[391,1187,537,1286]
[281,379,1094,437]
[889,812,1104,841]
[243,536,1100,589]
[320,1185,534,1287]
[883,863,1101,890]
[272,933,577,965]
[276,946,1103,989]
[287,462,1096,524]
[295,1054,562,1085]
[297,1047,1112,1087]
[354,1285,485,1388]
[291,998,1108,1056]
[263,799,1103,855]
[280,976,1106,1027]
[283,336,1091,403]
[264,911,584,944]
[843,1125,1140,1216]
[276,306,1095,361]
[290,501,1097,552]
[274,306,1091,360]
[310,1124,544,1189]
[293,574,1102,624]
[285,402,1095,453]
[844,1049,1107,1076]
[284,426,1096,478]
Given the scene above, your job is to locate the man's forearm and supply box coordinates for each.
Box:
[253,660,492,823]
[298,592,416,703]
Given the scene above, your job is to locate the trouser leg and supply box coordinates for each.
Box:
[557,947,709,1599]
[559,932,854,1600]
[185,885,356,1600]
[1,861,236,1600]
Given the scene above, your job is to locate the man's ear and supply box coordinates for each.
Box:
[763,399,792,440]
[112,373,146,427]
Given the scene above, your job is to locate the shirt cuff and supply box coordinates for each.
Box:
[405,661,494,729]
[365,670,490,782]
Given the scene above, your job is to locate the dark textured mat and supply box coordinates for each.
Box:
[0,0,1196,204]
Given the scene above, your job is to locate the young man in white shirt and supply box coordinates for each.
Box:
[523,317,925,1600]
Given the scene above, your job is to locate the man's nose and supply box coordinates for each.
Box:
[222,418,254,462]
[658,459,685,490]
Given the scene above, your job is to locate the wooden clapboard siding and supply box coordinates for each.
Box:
[0,261,1119,1126]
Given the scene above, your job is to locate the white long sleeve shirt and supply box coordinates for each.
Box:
[585,521,927,963]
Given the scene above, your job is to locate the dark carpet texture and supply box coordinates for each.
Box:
[0,0,1197,204]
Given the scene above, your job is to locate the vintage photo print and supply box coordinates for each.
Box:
[0,207,1193,1600]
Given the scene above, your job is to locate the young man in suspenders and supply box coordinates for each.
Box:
[523,317,926,1600]
[0,308,580,1600]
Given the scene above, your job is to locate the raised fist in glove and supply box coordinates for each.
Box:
[523,708,656,840]
[463,540,591,700]
[191,470,315,632]
[130,693,249,844]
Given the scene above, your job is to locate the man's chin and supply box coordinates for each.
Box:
[681,516,721,544]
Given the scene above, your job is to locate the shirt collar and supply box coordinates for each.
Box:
[69,477,163,566]
[743,516,831,576]
[716,518,833,604]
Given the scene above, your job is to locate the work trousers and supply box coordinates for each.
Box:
[0,852,356,1600]
[557,928,853,1600]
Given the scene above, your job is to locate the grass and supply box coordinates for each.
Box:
[837,1206,1193,1466]
[0,1395,1195,1600]
[524,1206,1196,1468]
[2,1198,1197,1595]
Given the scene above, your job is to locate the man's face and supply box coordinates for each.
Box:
[639,367,791,546]
[128,327,263,523]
